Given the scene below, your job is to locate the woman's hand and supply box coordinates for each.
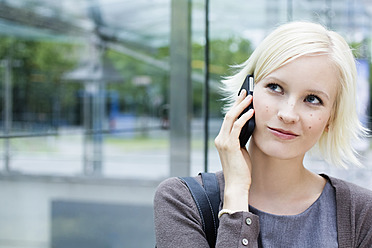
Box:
[214,90,254,212]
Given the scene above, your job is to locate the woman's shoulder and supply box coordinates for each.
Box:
[325,174,372,200]
[325,175,372,245]
[154,171,225,206]
[324,174,372,215]
[154,176,188,203]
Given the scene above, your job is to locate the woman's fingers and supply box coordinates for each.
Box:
[218,94,253,137]
[230,108,254,138]
[219,91,246,133]
[219,90,252,135]
[215,91,254,150]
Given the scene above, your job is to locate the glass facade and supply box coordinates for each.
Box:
[0,0,371,247]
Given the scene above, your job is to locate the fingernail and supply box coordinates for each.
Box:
[239,89,246,97]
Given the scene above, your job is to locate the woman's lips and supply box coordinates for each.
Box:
[268,127,299,140]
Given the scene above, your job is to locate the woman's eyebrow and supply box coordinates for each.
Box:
[264,76,286,85]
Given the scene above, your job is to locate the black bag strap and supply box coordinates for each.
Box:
[200,172,220,224]
[179,172,220,247]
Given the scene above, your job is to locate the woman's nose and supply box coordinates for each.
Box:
[277,100,300,124]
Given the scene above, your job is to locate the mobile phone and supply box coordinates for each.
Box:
[238,75,255,147]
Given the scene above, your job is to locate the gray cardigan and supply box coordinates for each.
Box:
[154,171,372,247]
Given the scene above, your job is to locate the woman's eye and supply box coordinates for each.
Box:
[267,83,283,93]
[305,95,322,105]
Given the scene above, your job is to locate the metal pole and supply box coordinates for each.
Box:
[326,0,332,29]
[92,79,103,175]
[3,59,12,172]
[83,37,104,176]
[83,84,91,175]
[203,0,210,172]
[287,0,293,21]
[169,0,192,177]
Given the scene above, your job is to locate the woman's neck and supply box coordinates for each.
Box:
[247,140,326,215]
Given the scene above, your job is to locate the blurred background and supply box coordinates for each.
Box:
[0,0,372,247]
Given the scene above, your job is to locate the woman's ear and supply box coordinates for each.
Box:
[325,114,334,133]
[325,124,330,132]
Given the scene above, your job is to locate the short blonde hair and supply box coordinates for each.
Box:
[221,21,368,168]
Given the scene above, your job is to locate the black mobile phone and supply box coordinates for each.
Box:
[238,75,255,147]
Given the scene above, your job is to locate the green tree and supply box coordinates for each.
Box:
[103,37,253,119]
[0,37,79,128]
[192,37,253,117]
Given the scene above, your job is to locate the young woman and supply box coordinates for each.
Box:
[154,22,372,247]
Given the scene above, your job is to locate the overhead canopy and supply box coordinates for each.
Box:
[0,0,371,50]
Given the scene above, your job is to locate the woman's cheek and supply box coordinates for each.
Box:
[253,100,276,133]
[253,93,276,120]
[304,112,329,134]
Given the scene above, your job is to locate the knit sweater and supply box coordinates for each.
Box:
[154,171,372,248]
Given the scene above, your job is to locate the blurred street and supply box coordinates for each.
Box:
[2,122,372,189]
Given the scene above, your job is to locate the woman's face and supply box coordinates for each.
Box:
[251,55,339,160]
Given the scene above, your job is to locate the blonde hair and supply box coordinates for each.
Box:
[221,21,368,168]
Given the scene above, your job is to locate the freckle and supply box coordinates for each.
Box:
[309,126,312,129]
[319,118,321,121]
[310,114,313,117]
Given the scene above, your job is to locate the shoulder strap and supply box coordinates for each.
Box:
[200,172,220,231]
[179,172,220,247]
